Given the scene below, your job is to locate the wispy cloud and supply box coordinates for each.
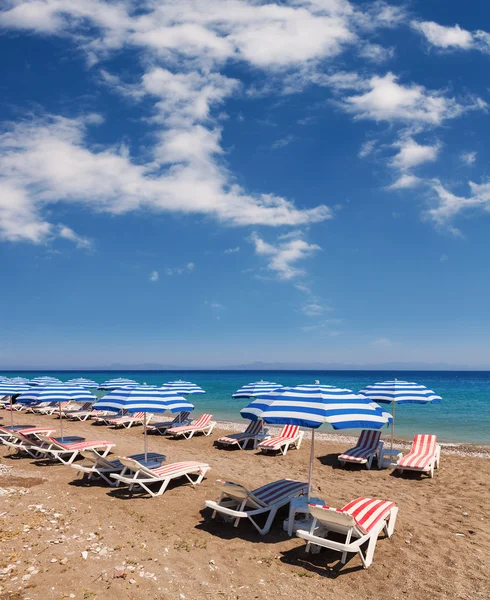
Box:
[412,20,490,54]
[165,263,195,276]
[301,302,333,317]
[460,151,477,166]
[149,270,159,282]
[271,135,294,150]
[372,337,393,348]
[250,232,321,280]
[224,246,240,254]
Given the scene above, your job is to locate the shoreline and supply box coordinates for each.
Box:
[214,419,490,458]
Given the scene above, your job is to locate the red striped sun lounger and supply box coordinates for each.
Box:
[0,426,57,456]
[338,430,383,470]
[257,425,303,455]
[110,458,210,497]
[146,411,191,435]
[35,435,115,465]
[395,434,440,478]
[71,451,166,486]
[296,497,398,569]
[205,478,308,535]
[61,402,94,418]
[107,412,152,429]
[216,420,267,450]
[167,414,215,439]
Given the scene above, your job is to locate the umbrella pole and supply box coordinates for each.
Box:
[307,429,315,502]
[10,396,14,428]
[391,401,396,452]
[59,402,64,441]
[144,416,148,462]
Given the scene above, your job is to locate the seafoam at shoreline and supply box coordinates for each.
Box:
[214,420,490,458]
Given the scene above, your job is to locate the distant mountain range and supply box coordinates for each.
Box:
[3,361,489,371]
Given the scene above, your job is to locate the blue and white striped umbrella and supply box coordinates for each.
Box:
[232,381,283,398]
[0,383,32,397]
[161,381,205,395]
[94,386,194,459]
[358,380,442,404]
[29,377,62,386]
[241,384,391,430]
[241,383,391,500]
[0,383,33,427]
[65,378,99,388]
[97,378,138,390]
[17,385,96,440]
[6,377,30,384]
[358,380,442,449]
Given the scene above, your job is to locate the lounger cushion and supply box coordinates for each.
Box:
[253,479,307,506]
[397,434,437,470]
[339,430,381,463]
[310,497,396,535]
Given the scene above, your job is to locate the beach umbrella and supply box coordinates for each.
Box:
[232,381,283,398]
[0,383,32,427]
[359,380,442,450]
[241,384,391,500]
[161,381,205,395]
[65,378,99,388]
[97,378,138,390]
[93,386,194,460]
[29,377,62,386]
[7,377,30,384]
[16,385,96,441]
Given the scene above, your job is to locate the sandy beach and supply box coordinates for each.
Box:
[1,413,489,600]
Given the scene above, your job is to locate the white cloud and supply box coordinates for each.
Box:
[372,337,393,348]
[149,270,159,282]
[165,263,194,275]
[224,246,240,254]
[427,180,490,233]
[461,151,477,166]
[271,135,295,150]
[390,138,440,170]
[388,174,422,190]
[358,140,376,158]
[57,225,92,249]
[358,42,395,63]
[186,262,195,271]
[250,232,321,280]
[342,72,480,125]
[301,302,332,317]
[412,21,474,50]
[301,318,343,333]
[412,20,490,55]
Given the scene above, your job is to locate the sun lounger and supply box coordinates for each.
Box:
[146,411,192,435]
[60,402,94,418]
[0,427,58,457]
[35,435,115,465]
[395,434,441,478]
[338,430,383,470]
[215,420,268,450]
[296,497,398,569]
[110,459,210,497]
[35,401,71,416]
[71,450,166,486]
[167,414,216,439]
[107,412,153,429]
[205,478,308,535]
[68,408,111,422]
[93,409,127,425]
[257,425,303,455]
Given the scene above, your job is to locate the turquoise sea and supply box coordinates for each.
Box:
[2,370,490,445]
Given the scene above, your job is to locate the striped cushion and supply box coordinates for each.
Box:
[339,430,381,462]
[311,497,396,535]
[49,438,113,451]
[150,461,207,477]
[169,414,212,433]
[217,434,249,444]
[398,434,437,470]
[259,425,299,448]
[253,479,307,506]
[244,420,263,435]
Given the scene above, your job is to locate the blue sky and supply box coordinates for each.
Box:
[1,0,490,369]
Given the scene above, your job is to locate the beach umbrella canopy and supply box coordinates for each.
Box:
[94,386,194,459]
[6,377,30,384]
[29,377,62,386]
[232,381,283,398]
[16,385,96,440]
[241,384,391,499]
[359,380,442,449]
[0,383,32,427]
[161,381,205,395]
[65,378,99,388]
[97,378,138,390]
